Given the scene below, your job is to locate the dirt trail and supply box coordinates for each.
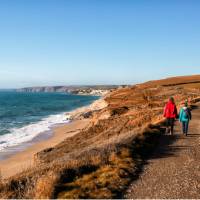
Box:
[125,104,200,199]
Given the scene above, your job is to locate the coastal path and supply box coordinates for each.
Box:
[125,103,200,199]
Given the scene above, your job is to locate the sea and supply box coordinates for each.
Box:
[0,90,99,156]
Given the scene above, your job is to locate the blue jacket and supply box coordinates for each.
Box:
[179,107,192,122]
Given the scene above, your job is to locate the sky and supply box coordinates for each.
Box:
[0,0,200,88]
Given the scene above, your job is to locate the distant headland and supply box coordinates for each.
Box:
[16,85,129,96]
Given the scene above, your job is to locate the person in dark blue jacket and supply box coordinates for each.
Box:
[179,101,192,136]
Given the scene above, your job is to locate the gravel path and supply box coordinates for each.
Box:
[125,105,200,199]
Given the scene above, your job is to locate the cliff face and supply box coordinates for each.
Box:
[16,85,123,95]
[17,86,64,93]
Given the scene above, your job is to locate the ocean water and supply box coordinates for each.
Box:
[0,91,99,152]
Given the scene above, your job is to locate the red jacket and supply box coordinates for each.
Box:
[163,100,178,118]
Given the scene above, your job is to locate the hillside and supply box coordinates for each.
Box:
[0,75,200,199]
[143,74,200,87]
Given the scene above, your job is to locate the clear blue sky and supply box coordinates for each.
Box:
[0,0,200,88]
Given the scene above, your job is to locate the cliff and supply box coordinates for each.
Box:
[16,85,125,96]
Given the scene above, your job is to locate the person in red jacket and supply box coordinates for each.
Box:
[163,97,178,135]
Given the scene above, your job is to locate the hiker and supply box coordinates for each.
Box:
[163,97,178,135]
[179,101,192,136]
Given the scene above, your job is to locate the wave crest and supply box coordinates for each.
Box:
[0,113,70,151]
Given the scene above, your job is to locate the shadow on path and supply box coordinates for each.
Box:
[121,104,200,199]
[121,132,190,198]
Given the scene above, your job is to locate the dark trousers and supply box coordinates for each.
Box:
[166,118,175,134]
[182,121,189,135]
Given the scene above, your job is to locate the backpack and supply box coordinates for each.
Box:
[182,108,189,119]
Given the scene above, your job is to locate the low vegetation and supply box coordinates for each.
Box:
[0,75,200,199]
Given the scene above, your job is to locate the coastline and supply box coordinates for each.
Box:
[0,97,108,179]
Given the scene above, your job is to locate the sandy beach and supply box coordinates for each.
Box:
[0,98,107,179]
[0,119,90,179]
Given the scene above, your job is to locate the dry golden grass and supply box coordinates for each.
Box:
[0,125,162,199]
[144,74,200,87]
[182,82,200,89]
[1,75,200,199]
[55,127,161,199]
[33,171,59,199]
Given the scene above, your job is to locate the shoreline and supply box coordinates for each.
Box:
[0,119,90,179]
[0,97,108,179]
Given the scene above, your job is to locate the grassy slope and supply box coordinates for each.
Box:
[143,74,200,87]
[0,75,200,199]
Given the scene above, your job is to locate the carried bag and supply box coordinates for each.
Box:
[183,108,190,119]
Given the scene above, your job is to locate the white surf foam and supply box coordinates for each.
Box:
[0,113,71,151]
